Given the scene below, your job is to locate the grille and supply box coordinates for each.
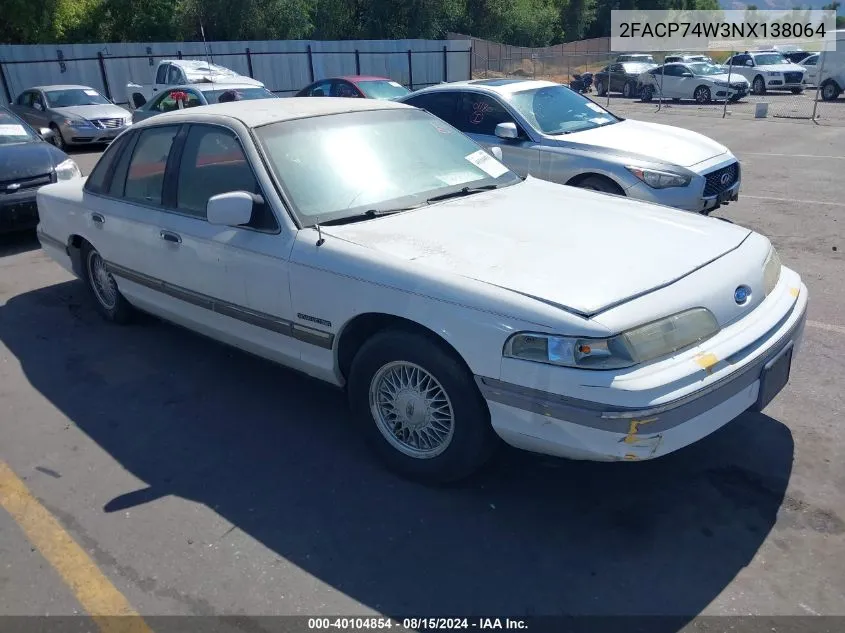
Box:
[703,162,739,197]
[93,118,124,129]
[1,173,53,195]
[730,82,747,90]
[784,72,803,84]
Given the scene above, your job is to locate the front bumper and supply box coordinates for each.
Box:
[0,192,39,234]
[476,279,808,462]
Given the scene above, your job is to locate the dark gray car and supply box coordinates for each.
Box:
[9,85,132,151]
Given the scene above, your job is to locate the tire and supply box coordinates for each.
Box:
[752,75,766,95]
[641,85,653,102]
[595,80,606,97]
[622,81,634,98]
[81,242,134,324]
[694,85,711,104]
[574,175,624,195]
[821,81,841,102]
[49,124,66,151]
[790,87,803,95]
[347,329,498,484]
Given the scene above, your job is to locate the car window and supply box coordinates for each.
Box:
[356,80,411,100]
[16,92,31,106]
[610,63,623,72]
[176,125,273,231]
[332,81,359,98]
[123,126,179,206]
[402,92,460,126]
[455,93,516,137]
[804,56,817,66]
[731,54,751,66]
[0,109,38,145]
[167,65,183,85]
[155,89,200,112]
[309,80,332,97]
[156,64,169,84]
[85,133,133,194]
[204,87,276,102]
[44,88,110,108]
[508,84,618,135]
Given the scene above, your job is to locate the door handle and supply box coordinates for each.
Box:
[91,213,105,225]
[160,230,182,244]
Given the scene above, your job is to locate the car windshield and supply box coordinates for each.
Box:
[688,63,724,76]
[204,87,276,102]
[0,110,37,145]
[45,88,110,107]
[507,84,619,135]
[356,80,411,100]
[254,108,521,226]
[753,53,788,65]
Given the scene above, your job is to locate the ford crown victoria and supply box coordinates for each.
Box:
[35,99,807,484]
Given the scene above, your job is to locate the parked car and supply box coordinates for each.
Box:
[399,79,740,214]
[9,85,132,151]
[767,45,812,64]
[34,98,807,484]
[594,61,658,98]
[616,53,655,63]
[125,59,264,110]
[798,54,820,87]
[816,29,845,101]
[295,75,411,100]
[1,106,81,234]
[723,51,806,94]
[131,83,278,123]
[664,53,718,65]
[638,62,749,103]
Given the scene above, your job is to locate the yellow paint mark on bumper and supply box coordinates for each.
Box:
[624,453,640,461]
[695,353,719,375]
[0,461,153,633]
[790,287,800,298]
[622,417,658,444]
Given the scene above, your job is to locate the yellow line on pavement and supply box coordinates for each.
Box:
[0,460,153,633]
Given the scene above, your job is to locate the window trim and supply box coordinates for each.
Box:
[117,124,182,208]
[166,122,281,234]
[83,130,135,195]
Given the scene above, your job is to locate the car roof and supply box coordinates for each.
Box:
[131,96,411,129]
[169,82,269,92]
[410,78,558,96]
[29,85,98,92]
[338,75,392,82]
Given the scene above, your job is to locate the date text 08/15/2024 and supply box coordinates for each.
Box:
[307,618,528,630]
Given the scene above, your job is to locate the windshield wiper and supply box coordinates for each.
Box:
[426,184,500,204]
[317,207,412,227]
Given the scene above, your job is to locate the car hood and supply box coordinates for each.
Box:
[322,177,752,316]
[554,119,729,168]
[702,73,749,83]
[52,104,129,120]
[757,63,803,73]
[0,141,65,180]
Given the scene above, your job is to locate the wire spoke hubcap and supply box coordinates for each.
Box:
[369,361,455,459]
[87,250,117,310]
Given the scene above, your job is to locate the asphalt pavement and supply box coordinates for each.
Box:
[1,112,843,629]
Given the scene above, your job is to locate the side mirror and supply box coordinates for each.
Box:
[207,191,257,226]
[491,146,503,160]
[682,72,693,77]
[33,102,43,111]
[39,127,54,141]
[494,122,519,140]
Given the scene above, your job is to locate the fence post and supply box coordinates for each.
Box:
[407,49,413,90]
[307,44,315,83]
[245,47,254,78]
[355,49,361,75]
[722,52,733,119]
[443,45,448,82]
[177,50,182,60]
[812,49,826,123]
[97,52,111,101]
[0,60,12,104]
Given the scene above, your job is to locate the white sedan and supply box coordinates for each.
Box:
[35,98,808,484]
[639,62,750,103]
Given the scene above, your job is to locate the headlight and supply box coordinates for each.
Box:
[763,245,782,296]
[767,71,781,77]
[504,308,720,370]
[625,166,691,189]
[55,158,82,181]
[714,80,729,87]
[65,118,94,128]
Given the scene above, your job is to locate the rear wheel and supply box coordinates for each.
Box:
[694,86,711,103]
[821,81,841,101]
[82,242,134,324]
[347,329,498,484]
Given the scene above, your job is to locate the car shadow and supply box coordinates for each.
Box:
[0,230,40,257]
[0,280,797,625]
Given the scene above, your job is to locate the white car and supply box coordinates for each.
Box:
[798,54,820,87]
[638,62,750,103]
[35,99,808,484]
[723,51,806,95]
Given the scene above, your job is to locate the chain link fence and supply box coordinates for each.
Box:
[471,46,844,125]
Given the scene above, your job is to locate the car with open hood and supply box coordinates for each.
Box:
[9,85,132,151]
[34,98,807,484]
[399,79,741,214]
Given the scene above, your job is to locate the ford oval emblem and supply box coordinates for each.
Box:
[734,285,751,304]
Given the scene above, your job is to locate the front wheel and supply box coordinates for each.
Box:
[641,85,654,102]
[347,329,498,484]
[752,75,766,95]
[595,80,607,97]
[821,81,841,101]
[694,86,711,103]
[49,124,66,151]
[622,81,634,98]
[790,87,803,95]
[82,242,134,324]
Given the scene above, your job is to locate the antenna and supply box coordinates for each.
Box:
[199,23,215,91]
[315,223,325,246]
